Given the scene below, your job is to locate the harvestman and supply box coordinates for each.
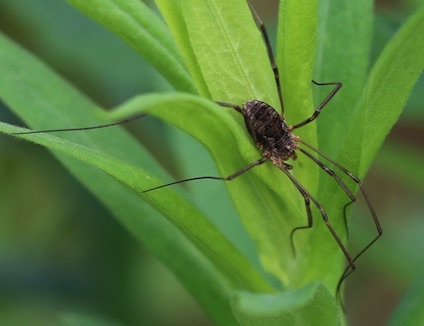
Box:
[14,4,382,293]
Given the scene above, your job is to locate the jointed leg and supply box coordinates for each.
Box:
[292,81,342,129]
[279,164,355,271]
[299,139,383,292]
[298,147,356,236]
[13,114,147,135]
[215,101,243,114]
[247,2,284,114]
[143,156,268,193]
[299,140,382,242]
[289,188,313,257]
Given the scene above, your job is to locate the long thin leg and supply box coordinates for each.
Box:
[337,182,382,275]
[12,114,147,135]
[215,101,243,113]
[298,147,355,202]
[291,144,356,254]
[289,184,313,257]
[247,2,284,114]
[143,156,268,193]
[336,185,383,296]
[299,140,383,291]
[291,81,342,129]
[299,139,382,240]
[278,164,355,272]
[297,147,355,236]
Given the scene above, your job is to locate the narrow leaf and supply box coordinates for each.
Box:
[154,0,211,98]
[232,282,339,326]
[67,0,196,93]
[181,0,279,106]
[314,0,373,156]
[148,0,306,287]
[277,0,319,198]
[359,5,424,175]
[0,31,263,324]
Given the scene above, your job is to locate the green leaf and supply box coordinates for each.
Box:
[173,0,279,104]
[177,0,334,290]
[106,0,326,289]
[66,0,196,93]
[159,0,294,284]
[232,282,340,326]
[314,0,373,156]
[0,32,267,325]
[277,0,319,199]
[154,0,211,98]
[102,93,296,288]
[291,0,374,289]
[3,0,421,323]
[101,0,352,298]
[298,2,423,290]
[330,4,424,179]
[317,5,424,243]
[358,5,424,175]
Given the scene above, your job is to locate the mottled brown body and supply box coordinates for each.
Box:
[243,100,298,166]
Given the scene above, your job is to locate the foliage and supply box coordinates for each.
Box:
[0,0,423,325]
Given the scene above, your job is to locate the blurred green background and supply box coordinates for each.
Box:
[0,0,422,325]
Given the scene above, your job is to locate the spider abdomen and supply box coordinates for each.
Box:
[243,100,296,161]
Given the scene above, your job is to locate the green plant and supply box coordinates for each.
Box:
[0,0,423,325]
